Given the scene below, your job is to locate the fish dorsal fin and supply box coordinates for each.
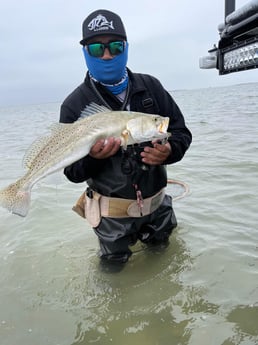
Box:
[79,102,111,119]
[49,122,64,133]
[22,123,68,170]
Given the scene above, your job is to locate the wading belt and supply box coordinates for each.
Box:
[73,188,165,226]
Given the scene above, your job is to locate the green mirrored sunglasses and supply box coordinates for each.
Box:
[86,41,125,58]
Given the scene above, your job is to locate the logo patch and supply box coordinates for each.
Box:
[88,14,114,32]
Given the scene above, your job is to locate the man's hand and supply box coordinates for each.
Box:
[89,137,121,159]
[140,140,171,165]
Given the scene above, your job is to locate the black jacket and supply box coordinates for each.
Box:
[60,69,192,199]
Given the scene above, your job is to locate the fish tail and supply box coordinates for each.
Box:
[0,178,31,217]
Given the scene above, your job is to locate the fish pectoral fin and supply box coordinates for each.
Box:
[121,129,130,149]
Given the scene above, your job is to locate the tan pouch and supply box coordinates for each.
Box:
[85,191,101,227]
[72,192,86,218]
[72,191,101,227]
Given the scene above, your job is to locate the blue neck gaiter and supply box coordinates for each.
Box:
[82,42,129,94]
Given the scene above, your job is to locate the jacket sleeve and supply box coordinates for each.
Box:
[147,76,192,164]
[63,155,108,183]
[165,93,192,164]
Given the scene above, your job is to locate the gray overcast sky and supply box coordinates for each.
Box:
[0,0,257,107]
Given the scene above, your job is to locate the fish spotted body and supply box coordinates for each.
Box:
[0,103,170,217]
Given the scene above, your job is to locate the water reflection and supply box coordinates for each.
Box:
[54,234,215,345]
[225,304,258,343]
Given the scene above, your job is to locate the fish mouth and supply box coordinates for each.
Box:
[158,118,169,133]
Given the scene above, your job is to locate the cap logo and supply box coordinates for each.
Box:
[88,14,114,32]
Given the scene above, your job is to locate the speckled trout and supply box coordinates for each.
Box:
[0,103,170,217]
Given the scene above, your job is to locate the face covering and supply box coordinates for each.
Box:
[82,42,129,94]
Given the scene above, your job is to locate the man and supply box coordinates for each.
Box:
[60,9,192,267]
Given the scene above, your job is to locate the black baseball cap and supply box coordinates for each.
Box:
[80,9,127,45]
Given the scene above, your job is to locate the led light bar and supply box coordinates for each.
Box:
[220,38,258,74]
[200,0,258,75]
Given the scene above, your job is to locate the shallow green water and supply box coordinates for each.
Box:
[0,83,258,344]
